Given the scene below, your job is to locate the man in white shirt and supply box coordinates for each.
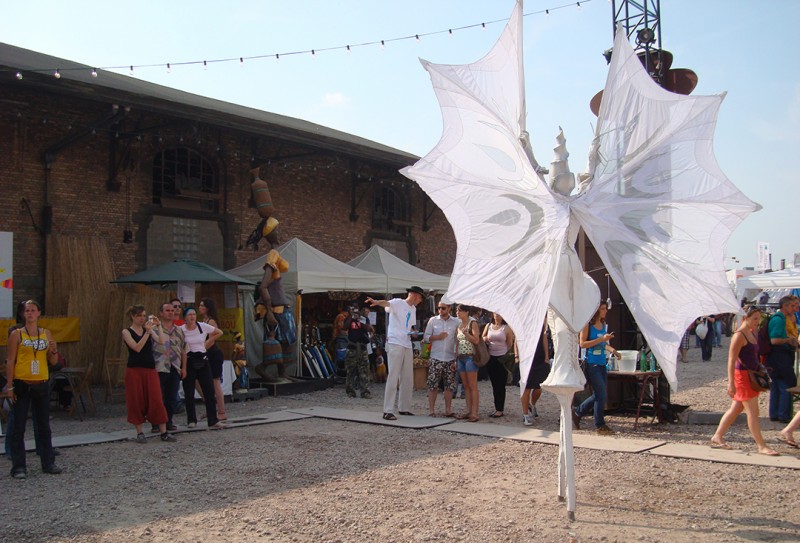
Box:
[366,286,425,420]
[423,302,460,417]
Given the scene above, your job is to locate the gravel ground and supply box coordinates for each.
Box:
[4,337,799,543]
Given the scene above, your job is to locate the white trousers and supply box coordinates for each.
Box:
[383,343,414,413]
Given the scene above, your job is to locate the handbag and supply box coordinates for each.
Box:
[695,320,708,340]
[473,335,490,368]
[748,365,770,392]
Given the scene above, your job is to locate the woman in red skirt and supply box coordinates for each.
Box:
[122,305,177,443]
[709,308,778,455]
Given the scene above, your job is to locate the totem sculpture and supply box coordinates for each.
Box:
[248,167,297,382]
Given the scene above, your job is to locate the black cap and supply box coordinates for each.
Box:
[406,286,425,297]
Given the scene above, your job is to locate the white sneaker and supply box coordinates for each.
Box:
[522,414,533,426]
[187,422,196,429]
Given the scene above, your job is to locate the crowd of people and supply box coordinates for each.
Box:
[1,296,232,480]
[3,289,798,479]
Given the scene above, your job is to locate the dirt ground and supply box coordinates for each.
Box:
[4,337,799,543]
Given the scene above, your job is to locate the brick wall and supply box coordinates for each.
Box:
[0,84,456,306]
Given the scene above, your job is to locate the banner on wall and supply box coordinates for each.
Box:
[0,232,12,318]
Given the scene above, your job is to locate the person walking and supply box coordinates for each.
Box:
[573,301,621,435]
[710,308,779,456]
[4,300,63,479]
[366,286,425,420]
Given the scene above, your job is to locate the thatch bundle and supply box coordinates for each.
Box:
[45,235,173,382]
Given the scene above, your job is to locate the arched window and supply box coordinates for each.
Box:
[373,186,408,235]
[152,147,218,212]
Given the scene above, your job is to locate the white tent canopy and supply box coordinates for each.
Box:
[347,245,450,295]
[227,237,386,295]
[736,268,800,301]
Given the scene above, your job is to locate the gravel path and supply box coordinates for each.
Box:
[5,337,799,542]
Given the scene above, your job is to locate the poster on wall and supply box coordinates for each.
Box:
[0,232,12,318]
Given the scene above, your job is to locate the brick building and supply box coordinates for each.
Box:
[0,43,457,309]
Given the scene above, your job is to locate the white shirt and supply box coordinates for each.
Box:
[181,322,213,353]
[423,314,460,361]
[385,297,416,348]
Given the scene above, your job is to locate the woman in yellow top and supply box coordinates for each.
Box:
[3,300,63,479]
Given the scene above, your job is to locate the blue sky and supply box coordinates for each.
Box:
[3,0,798,269]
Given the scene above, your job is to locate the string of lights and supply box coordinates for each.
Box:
[9,0,591,80]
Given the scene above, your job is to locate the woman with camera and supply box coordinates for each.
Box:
[122,305,176,443]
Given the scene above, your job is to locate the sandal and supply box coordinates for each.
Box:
[758,448,780,457]
[382,413,397,421]
[136,432,147,444]
[454,413,468,420]
[444,412,456,418]
[467,416,479,423]
[708,440,732,450]
[489,412,504,418]
[778,434,798,448]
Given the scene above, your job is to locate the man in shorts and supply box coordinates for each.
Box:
[423,302,460,417]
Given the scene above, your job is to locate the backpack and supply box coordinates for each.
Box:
[757,314,773,357]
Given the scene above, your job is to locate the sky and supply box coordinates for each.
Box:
[3,0,798,270]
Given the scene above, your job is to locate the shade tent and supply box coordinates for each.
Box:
[112,259,256,285]
[227,238,386,371]
[736,268,800,302]
[347,245,450,294]
[227,238,386,294]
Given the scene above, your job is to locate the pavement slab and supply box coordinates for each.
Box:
[287,406,455,428]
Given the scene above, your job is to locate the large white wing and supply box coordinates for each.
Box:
[401,1,567,374]
[572,28,761,389]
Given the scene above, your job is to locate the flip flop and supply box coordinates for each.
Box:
[382,413,397,421]
[758,449,780,457]
[778,434,798,448]
[467,416,480,423]
[444,412,456,418]
[708,441,732,450]
[454,413,468,420]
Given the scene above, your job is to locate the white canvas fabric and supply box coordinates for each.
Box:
[401,2,759,390]
[348,245,450,294]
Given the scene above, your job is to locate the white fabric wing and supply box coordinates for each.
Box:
[401,3,566,371]
[572,28,761,389]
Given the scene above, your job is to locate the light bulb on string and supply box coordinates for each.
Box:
[166,63,171,73]
[91,68,98,78]
[275,53,280,63]
[481,23,486,31]
[346,45,351,54]
[546,9,550,15]
[380,40,385,49]
[240,57,244,67]
[203,60,208,70]
[54,69,61,79]
[311,49,316,59]
[576,2,581,9]
[415,34,420,42]
[129,65,134,76]
[15,71,22,80]
[448,29,453,38]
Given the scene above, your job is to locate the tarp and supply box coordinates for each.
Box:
[111,259,256,285]
[347,245,450,294]
[226,238,386,295]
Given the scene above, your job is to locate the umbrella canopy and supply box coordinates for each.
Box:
[348,245,450,294]
[112,259,256,285]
